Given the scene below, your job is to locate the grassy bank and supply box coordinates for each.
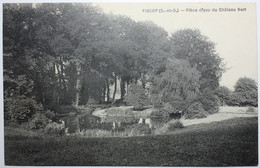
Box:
[5,117,258,166]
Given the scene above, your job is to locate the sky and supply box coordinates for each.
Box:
[94,2,258,90]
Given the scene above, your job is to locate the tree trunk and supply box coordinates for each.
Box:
[141,73,146,89]
[106,79,110,103]
[34,71,44,103]
[135,77,138,84]
[120,78,126,100]
[112,74,117,102]
[55,63,62,90]
[126,79,129,94]
[102,82,106,103]
[74,64,81,107]
[75,115,80,134]
[52,62,60,107]
[59,56,67,91]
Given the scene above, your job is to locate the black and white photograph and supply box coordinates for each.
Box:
[1,1,259,167]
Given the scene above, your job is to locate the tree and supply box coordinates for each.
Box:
[233,77,258,106]
[4,3,227,126]
[199,89,220,114]
[128,21,169,88]
[234,77,257,93]
[150,58,201,105]
[169,29,225,91]
[34,3,74,107]
[215,86,231,105]
[3,4,48,122]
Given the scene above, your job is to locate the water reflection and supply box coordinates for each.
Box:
[61,114,171,137]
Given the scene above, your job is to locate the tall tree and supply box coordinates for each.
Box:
[128,21,169,88]
[151,58,201,103]
[57,3,104,106]
[169,29,225,91]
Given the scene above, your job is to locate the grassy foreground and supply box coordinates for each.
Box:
[5,117,258,166]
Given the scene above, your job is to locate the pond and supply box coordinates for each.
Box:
[60,114,172,137]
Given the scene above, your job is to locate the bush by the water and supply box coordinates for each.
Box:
[184,102,207,119]
[155,119,184,134]
[167,120,184,131]
[45,121,66,135]
[127,124,152,136]
[162,102,174,114]
[5,95,55,129]
[29,113,50,129]
[159,102,184,118]
[133,105,147,111]
[4,96,44,123]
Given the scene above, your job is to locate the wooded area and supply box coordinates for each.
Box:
[3,3,257,126]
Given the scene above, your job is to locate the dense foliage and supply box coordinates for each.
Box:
[228,77,258,107]
[4,3,227,124]
[215,86,231,106]
[199,89,220,114]
[124,84,149,110]
[214,77,258,107]
[169,29,224,91]
[184,102,207,119]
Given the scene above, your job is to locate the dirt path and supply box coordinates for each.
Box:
[180,106,258,126]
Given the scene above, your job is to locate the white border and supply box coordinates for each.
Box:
[0,1,259,168]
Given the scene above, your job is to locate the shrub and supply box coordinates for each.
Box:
[44,110,55,120]
[226,93,241,106]
[159,102,183,118]
[162,102,174,114]
[184,102,207,119]
[246,107,256,113]
[226,91,258,107]
[149,109,165,117]
[113,99,126,107]
[133,105,147,111]
[5,96,43,123]
[4,98,12,120]
[155,120,184,134]
[230,77,258,107]
[167,120,184,131]
[199,91,220,114]
[215,86,232,106]
[128,124,152,136]
[29,113,49,129]
[45,121,65,136]
[169,100,190,114]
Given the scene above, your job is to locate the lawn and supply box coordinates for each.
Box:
[4,117,258,166]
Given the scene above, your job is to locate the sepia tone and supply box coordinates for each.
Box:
[2,2,258,166]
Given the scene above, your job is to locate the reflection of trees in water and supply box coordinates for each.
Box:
[63,114,171,135]
[61,114,100,133]
[100,116,139,132]
[138,117,171,129]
